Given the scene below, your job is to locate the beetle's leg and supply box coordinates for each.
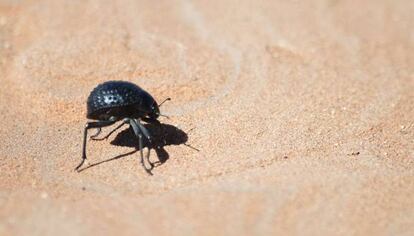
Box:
[129,119,153,175]
[135,119,152,143]
[135,119,155,169]
[75,119,117,172]
[90,128,102,139]
[90,119,128,141]
[138,132,152,175]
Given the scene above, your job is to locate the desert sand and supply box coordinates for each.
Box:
[0,0,413,235]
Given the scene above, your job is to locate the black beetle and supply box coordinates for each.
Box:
[75,80,170,174]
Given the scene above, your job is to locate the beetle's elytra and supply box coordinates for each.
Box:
[75,80,170,175]
[86,81,160,120]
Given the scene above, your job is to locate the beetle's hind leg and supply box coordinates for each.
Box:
[90,119,128,141]
[89,128,102,140]
[75,119,117,172]
[129,119,153,175]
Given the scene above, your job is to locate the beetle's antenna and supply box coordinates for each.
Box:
[184,143,200,152]
[158,98,171,119]
[159,113,170,119]
[159,98,171,107]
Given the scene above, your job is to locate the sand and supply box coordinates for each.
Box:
[0,0,413,235]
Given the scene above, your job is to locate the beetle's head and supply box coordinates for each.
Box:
[148,101,160,119]
[139,92,160,119]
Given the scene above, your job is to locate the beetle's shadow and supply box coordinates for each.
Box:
[78,123,190,172]
[111,123,189,165]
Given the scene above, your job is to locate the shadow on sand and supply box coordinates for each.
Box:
[77,123,198,173]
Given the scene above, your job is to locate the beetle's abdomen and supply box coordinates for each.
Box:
[86,81,144,119]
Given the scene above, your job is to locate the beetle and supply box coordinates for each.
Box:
[75,80,170,174]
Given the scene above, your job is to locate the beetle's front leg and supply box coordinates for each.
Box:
[129,119,153,175]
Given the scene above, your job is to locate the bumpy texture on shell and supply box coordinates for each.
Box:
[86,80,146,119]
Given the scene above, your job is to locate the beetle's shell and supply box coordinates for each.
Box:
[86,81,152,120]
